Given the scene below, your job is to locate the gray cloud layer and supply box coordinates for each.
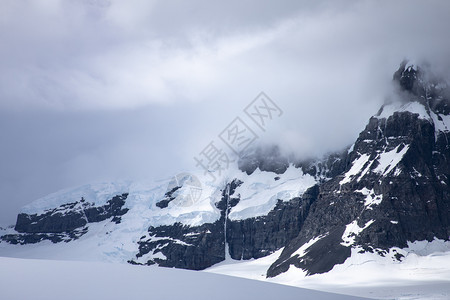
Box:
[1,0,450,224]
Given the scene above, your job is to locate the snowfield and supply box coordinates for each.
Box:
[0,257,364,300]
[2,97,450,300]
[17,164,317,227]
[207,239,450,300]
[1,163,450,299]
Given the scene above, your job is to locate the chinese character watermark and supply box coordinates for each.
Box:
[194,92,283,181]
[219,117,258,155]
[244,92,283,131]
[165,172,202,207]
[194,142,233,181]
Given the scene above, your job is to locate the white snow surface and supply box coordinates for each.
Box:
[340,154,370,185]
[20,175,223,228]
[355,188,383,209]
[0,257,364,300]
[430,111,450,134]
[2,98,450,299]
[208,238,450,300]
[21,182,131,214]
[0,165,317,263]
[340,144,409,186]
[338,99,449,186]
[373,145,410,176]
[227,165,316,220]
[19,164,317,224]
[340,220,374,246]
[293,234,328,257]
[376,101,429,120]
[0,172,226,263]
[376,100,450,137]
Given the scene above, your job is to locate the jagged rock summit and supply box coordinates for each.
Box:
[1,62,449,280]
[268,62,450,276]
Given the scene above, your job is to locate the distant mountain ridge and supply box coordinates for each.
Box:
[1,62,449,280]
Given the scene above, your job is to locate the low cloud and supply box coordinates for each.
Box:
[1,0,450,224]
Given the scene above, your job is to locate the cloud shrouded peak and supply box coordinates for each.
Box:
[1,0,450,225]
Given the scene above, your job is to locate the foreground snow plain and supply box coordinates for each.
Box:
[0,256,366,300]
[1,239,449,299]
[1,169,450,299]
[207,239,450,300]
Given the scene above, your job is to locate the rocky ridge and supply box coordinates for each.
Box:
[1,62,449,279]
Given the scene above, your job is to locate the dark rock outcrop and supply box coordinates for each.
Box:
[2,194,129,244]
[267,63,450,277]
[2,62,449,279]
[130,182,319,270]
[238,146,289,175]
[227,185,319,260]
[132,220,225,270]
[156,186,181,209]
[294,151,349,182]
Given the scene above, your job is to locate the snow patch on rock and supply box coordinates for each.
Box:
[373,144,409,176]
[341,220,374,247]
[376,101,429,120]
[228,165,317,220]
[339,154,370,185]
[293,234,329,258]
[355,188,383,209]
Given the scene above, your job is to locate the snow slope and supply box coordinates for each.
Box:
[0,164,317,263]
[376,101,429,120]
[16,165,316,226]
[1,96,449,300]
[376,99,450,137]
[0,257,365,300]
[227,165,316,220]
[207,239,450,300]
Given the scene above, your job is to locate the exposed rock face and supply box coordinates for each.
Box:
[155,186,181,209]
[1,227,89,245]
[1,62,449,278]
[2,194,129,244]
[238,146,289,175]
[130,180,241,269]
[267,63,450,277]
[130,181,319,270]
[238,144,349,183]
[294,151,349,182]
[132,220,225,270]
[226,185,319,260]
[393,60,419,92]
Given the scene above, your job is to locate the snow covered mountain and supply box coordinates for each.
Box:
[1,62,449,298]
[268,62,450,277]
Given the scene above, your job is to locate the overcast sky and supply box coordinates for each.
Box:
[1,0,450,225]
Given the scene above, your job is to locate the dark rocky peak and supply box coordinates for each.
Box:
[391,60,450,116]
[238,145,289,175]
[238,143,348,183]
[393,60,420,92]
[266,62,450,278]
[293,150,349,182]
[2,60,448,280]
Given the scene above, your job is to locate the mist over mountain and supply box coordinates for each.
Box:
[2,1,450,225]
[1,2,450,299]
[1,61,450,299]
